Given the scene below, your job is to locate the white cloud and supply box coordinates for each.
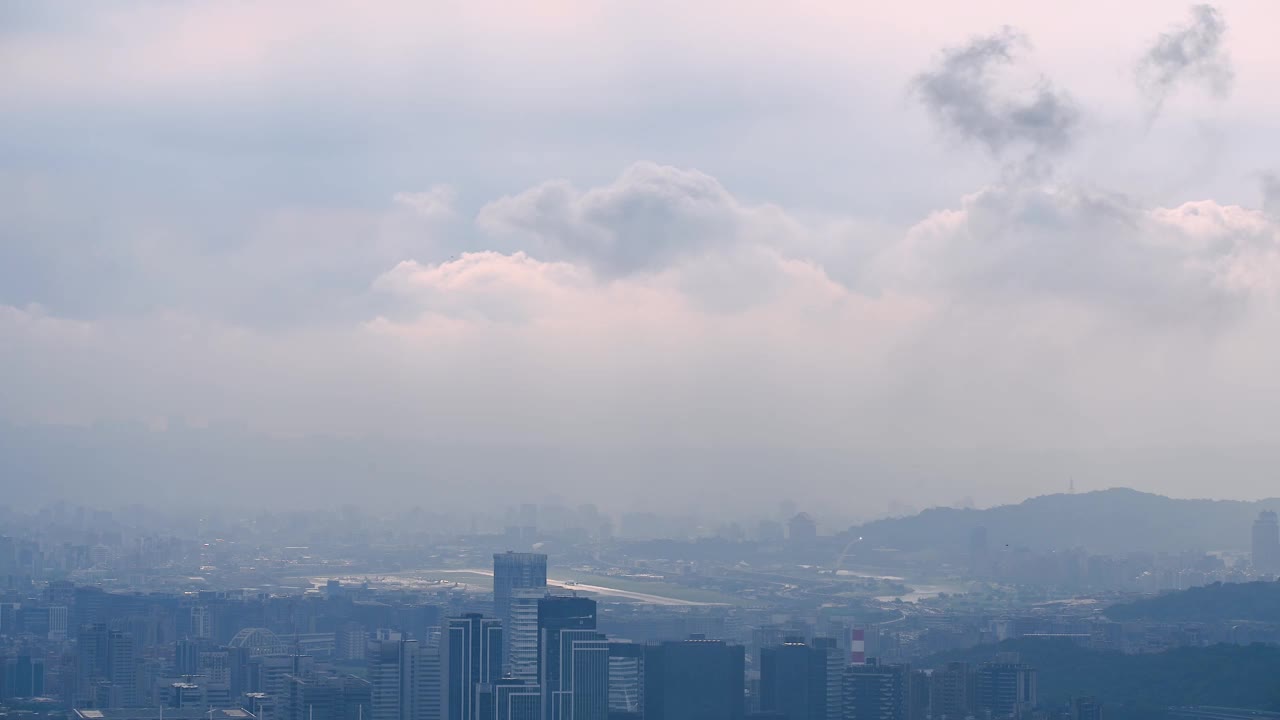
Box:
[392,186,457,222]
[880,183,1280,326]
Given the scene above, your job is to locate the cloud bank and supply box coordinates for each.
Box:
[4,2,1280,512]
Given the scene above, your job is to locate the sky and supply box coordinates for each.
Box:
[3,1,1280,517]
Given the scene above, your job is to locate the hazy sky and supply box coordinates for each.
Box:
[4,1,1280,514]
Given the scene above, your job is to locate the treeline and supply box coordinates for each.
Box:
[922,638,1280,719]
[1106,581,1280,623]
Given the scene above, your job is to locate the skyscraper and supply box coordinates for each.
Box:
[1251,511,1280,574]
[975,657,1036,720]
[493,553,547,677]
[284,672,373,720]
[3,653,45,698]
[537,596,605,720]
[507,589,543,682]
[643,638,745,720]
[606,642,644,717]
[907,670,930,720]
[77,624,138,707]
[368,638,427,720]
[442,614,502,720]
[550,631,608,720]
[842,660,907,720]
[929,663,974,720]
[476,678,540,720]
[760,637,842,720]
[421,628,443,720]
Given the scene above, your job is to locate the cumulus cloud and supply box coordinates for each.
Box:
[373,252,594,324]
[913,27,1078,170]
[476,162,801,277]
[882,182,1280,327]
[9,160,1280,508]
[1136,4,1233,120]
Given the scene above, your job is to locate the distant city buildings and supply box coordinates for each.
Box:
[787,514,818,544]
[1252,511,1280,575]
[4,499,1280,720]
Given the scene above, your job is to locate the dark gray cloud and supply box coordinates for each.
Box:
[475,162,789,277]
[1136,5,1233,118]
[913,27,1079,165]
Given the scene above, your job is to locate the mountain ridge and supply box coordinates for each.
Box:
[845,487,1280,554]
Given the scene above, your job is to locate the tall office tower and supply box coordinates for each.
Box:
[842,660,908,720]
[285,673,373,720]
[476,678,541,720]
[442,614,502,720]
[507,590,542,682]
[337,624,369,661]
[493,553,547,676]
[548,630,608,720]
[760,637,842,720]
[253,654,319,701]
[368,638,428,720]
[420,628,442,720]
[1070,697,1102,720]
[78,625,139,707]
[907,670,929,720]
[3,653,45,698]
[191,605,213,639]
[1252,511,1280,574]
[537,596,604,720]
[929,663,974,720]
[606,642,644,717]
[975,658,1036,720]
[77,624,108,704]
[643,638,745,720]
[175,639,202,677]
[106,629,138,707]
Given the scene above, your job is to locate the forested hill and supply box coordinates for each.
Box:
[1107,581,1280,623]
[845,488,1280,554]
[923,638,1280,720]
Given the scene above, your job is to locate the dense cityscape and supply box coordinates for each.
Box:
[2,492,1280,720]
[7,1,1280,719]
